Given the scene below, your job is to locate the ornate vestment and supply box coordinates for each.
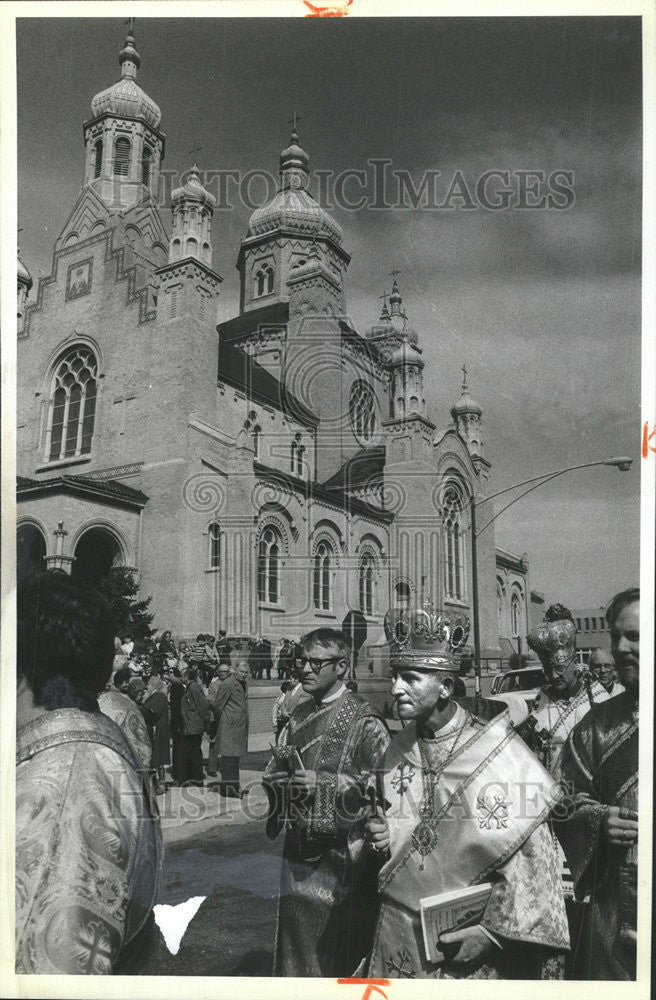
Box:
[365,705,570,979]
[16,708,163,974]
[264,688,389,976]
[557,691,638,979]
[529,680,610,778]
[99,688,152,771]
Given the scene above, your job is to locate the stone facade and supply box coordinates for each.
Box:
[16,30,532,670]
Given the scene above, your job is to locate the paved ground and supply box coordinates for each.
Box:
[144,750,282,976]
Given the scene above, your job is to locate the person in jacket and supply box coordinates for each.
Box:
[211,662,249,796]
[142,670,171,794]
[169,666,186,785]
[180,667,212,786]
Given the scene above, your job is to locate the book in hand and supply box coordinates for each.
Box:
[419,882,493,964]
[270,744,304,776]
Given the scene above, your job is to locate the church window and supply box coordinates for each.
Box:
[359,553,375,616]
[442,486,466,601]
[252,423,261,459]
[258,526,281,604]
[511,592,521,636]
[141,145,152,186]
[202,242,211,264]
[208,522,221,570]
[254,262,275,298]
[47,346,98,462]
[584,617,589,631]
[395,581,411,605]
[349,381,377,443]
[497,581,505,634]
[93,140,103,179]
[186,237,198,257]
[313,541,332,611]
[409,395,419,412]
[170,288,179,318]
[172,239,181,259]
[113,137,131,177]
[291,433,304,476]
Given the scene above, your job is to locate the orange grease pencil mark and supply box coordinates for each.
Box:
[337,978,391,1000]
[642,421,656,458]
[304,0,353,15]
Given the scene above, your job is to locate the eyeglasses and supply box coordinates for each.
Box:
[299,655,345,675]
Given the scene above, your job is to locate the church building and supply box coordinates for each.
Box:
[16,31,532,669]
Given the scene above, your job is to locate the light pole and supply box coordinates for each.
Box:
[469,456,632,698]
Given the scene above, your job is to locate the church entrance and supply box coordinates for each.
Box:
[17,524,46,581]
[72,527,122,586]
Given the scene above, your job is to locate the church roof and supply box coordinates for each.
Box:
[17,253,32,289]
[90,32,162,129]
[218,343,318,428]
[322,446,385,491]
[17,475,148,509]
[246,129,343,244]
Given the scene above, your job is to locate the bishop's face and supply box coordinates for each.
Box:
[391,668,451,721]
[545,655,579,696]
[611,601,640,695]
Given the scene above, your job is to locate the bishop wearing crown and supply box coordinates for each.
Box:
[359,600,570,979]
[522,604,611,779]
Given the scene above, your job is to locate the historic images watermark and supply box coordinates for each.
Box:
[153,163,575,213]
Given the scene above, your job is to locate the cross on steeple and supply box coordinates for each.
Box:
[389,268,402,279]
[461,362,468,388]
[123,16,135,34]
[188,146,203,161]
[287,111,302,132]
[378,288,390,302]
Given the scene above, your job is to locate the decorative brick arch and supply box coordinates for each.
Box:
[256,513,291,556]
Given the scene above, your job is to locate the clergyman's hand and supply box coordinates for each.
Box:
[262,771,289,788]
[288,769,317,798]
[364,808,390,854]
[439,925,494,970]
[603,806,638,847]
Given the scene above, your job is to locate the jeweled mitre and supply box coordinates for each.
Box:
[527,618,576,669]
[384,599,470,670]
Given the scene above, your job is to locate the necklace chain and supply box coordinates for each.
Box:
[418,718,468,818]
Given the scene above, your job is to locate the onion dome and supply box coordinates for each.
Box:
[17,252,33,290]
[389,332,424,369]
[247,129,343,243]
[91,33,161,129]
[171,163,216,209]
[451,365,482,418]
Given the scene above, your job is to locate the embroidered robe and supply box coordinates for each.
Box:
[16,708,163,974]
[529,680,610,778]
[365,705,570,980]
[557,691,638,979]
[264,689,389,977]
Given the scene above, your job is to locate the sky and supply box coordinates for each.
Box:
[16,14,643,609]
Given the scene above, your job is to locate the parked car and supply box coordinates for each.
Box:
[487,666,546,725]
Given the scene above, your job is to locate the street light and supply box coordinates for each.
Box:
[469,456,633,698]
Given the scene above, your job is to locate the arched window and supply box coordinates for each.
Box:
[511,592,521,636]
[291,433,304,476]
[395,581,411,606]
[17,524,46,581]
[94,140,103,179]
[254,262,275,298]
[209,522,221,570]
[313,541,332,610]
[47,346,98,462]
[244,412,261,458]
[349,381,377,442]
[186,237,198,257]
[497,581,505,634]
[170,288,179,318]
[359,553,375,616]
[442,486,465,601]
[113,137,131,177]
[141,145,152,186]
[258,526,281,604]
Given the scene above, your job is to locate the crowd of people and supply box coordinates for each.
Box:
[15,571,641,982]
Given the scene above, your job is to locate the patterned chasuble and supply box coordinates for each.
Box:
[16,708,163,974]
[557,691,638,980]
[530,679,610,778]
[366,704,570,980]
[264,689,390,977]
